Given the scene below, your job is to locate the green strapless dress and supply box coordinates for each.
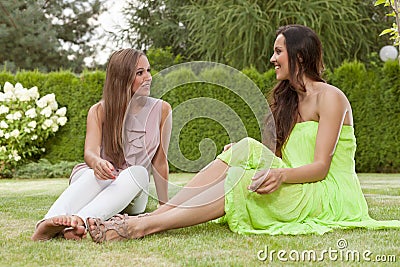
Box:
[216,121,400,235]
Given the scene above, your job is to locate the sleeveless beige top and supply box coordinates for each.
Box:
[70,97,163,181]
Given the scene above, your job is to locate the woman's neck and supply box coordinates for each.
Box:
[126,95,147,114]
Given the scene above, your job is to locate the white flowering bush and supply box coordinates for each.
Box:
[0,82,67,176]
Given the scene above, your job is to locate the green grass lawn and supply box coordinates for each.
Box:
[0,173,399,266]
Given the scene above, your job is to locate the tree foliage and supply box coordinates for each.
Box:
[375,0,400,64]
[119,0,389,71]
[119,0,190,57]
[0,0,105,73]
[375,0,400,45]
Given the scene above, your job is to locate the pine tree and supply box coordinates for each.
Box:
[0,0,105,73]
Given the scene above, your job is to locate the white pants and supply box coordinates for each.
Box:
[42,165,149,225]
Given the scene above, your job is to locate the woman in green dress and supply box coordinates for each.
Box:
[87,24,400,242]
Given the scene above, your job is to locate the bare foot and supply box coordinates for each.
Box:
[31,215,83,241]
[63,226,87,240]
[87,217,144,243]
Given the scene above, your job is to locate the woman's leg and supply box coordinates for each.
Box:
[122,185,149,215]
[32,169,113,241]
[88,178,226,241]
[151,159,229,215]
[43,169,113,219]
[150,137,267,216]
[76,166,149,221]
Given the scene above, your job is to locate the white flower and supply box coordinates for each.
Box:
[13,111,22,120]
[10,129,19,138]
[0,82,67,168]
[6,112,22,121]
[28,121,37,129]
[16,89,31,102]
[0,121,9,128]
[3,82,14,93]
[40,106,52,118]
[42,119,53,129]
[56,107,67,116]
[0,105,9,114]
[4,91,16,101]
[42,93,56,104]
[6,114,14,121]
[17,93,31,102]
[25,108,37,118]
[57,116,68,126]
[36,94,56,108]
[52,124,59,132]
[10,150,21,162]
[44,119,54,127]
[28,86,39,99]
[49,100,58,110]
[36,98,46,108]
[14,83,23,91]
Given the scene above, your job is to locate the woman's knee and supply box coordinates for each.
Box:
[236,137,259,146]
[70,168,93,185]
[120,166,149,186]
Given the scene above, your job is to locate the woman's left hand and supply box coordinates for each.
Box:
[249,168,285,194]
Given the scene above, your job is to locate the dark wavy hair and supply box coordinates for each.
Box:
[269,25,325,157]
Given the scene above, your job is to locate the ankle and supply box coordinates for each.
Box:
[128,217,146,238]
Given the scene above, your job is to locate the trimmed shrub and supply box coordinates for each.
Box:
[1,60,399,175]
[328,60,400,172]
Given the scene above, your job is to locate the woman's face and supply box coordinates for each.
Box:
[132,55,152,96]
[270,34,289,81]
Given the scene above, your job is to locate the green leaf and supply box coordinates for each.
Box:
[374,0,387,6]
[385,10,396,17]
[379,28,395,36]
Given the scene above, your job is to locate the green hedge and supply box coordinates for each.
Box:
[0,60,399,173]
[328,60,400,172]
[158,66,274,172]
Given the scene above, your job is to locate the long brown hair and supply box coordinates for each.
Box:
[269,25,325,157]
[101,48,145,167]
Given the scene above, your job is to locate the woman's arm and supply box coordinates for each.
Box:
[84,102,116,180]
[254,85,352,194]
[152,101,172,205]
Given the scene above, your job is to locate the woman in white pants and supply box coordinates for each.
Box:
[31,48,172,241]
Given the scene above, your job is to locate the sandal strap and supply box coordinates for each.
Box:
[87,217,130,243]
[109,213,129,221]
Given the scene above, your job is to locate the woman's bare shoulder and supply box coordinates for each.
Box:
[87,101,104,121]
[160,100,172,113]
[316,82,353,124]
[88,101,103,112]
[317,83,349,104]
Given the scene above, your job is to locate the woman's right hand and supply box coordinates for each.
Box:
[93,159,116,180]
[84,103,116,180]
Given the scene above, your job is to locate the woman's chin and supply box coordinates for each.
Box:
[275,74,288,81]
